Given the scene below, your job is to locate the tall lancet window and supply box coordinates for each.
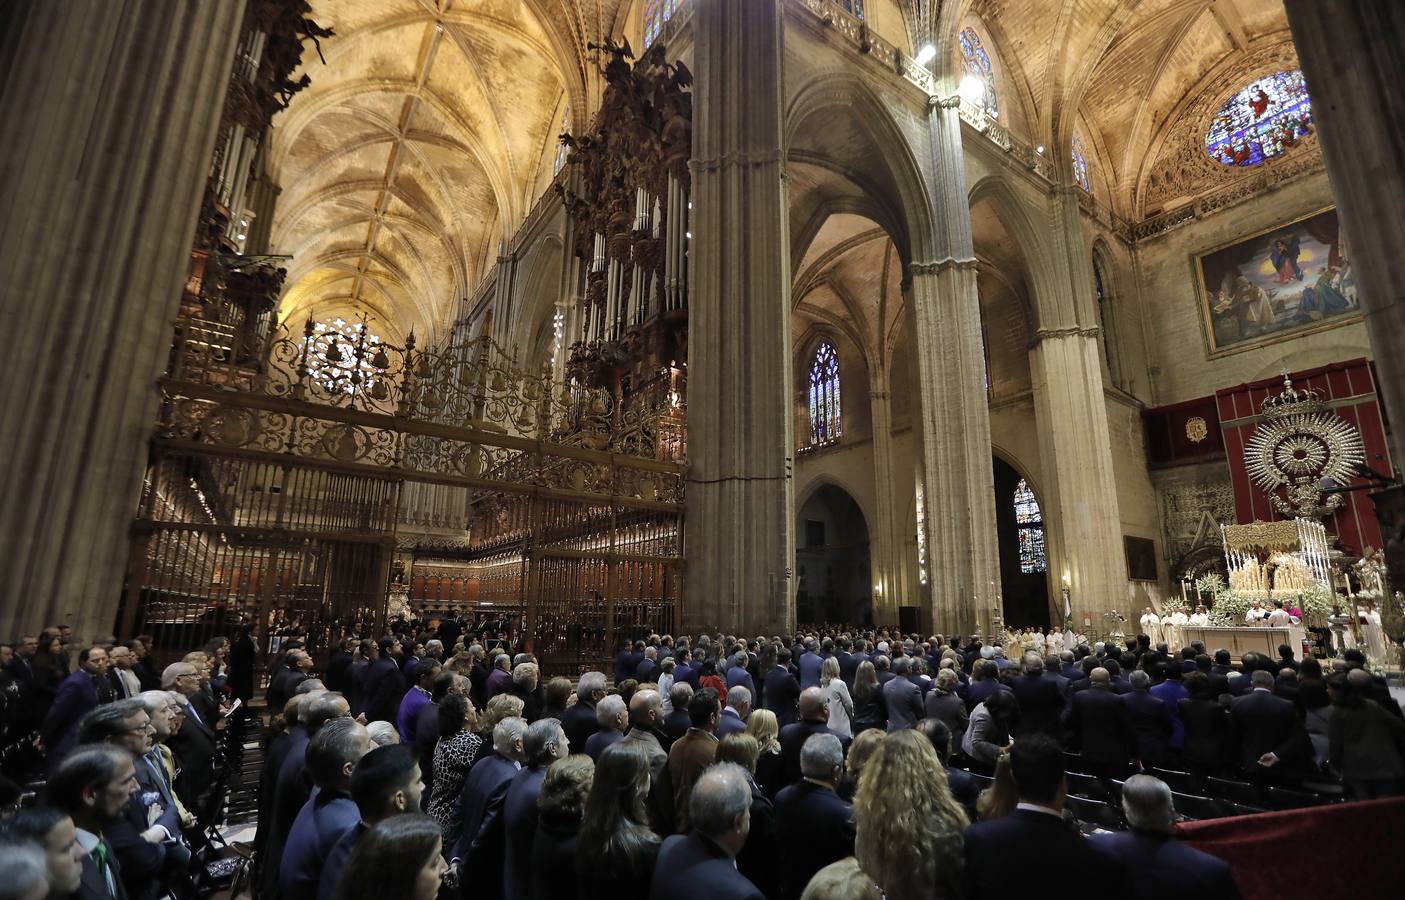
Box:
[808,341,842,447]
[643,0,679,48]
[958,28,999,118]
[553,110,570,175]
[1072,136,1090,193]
[839,0,866,18]
[1013,478,1047,573]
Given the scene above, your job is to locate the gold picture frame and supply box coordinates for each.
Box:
[1192,206,1362,358]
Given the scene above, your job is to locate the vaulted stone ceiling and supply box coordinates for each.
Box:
[269,0,628,344]
[961,0,1295,214]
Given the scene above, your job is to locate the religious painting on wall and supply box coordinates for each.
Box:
[1124,536,1158,582]
[1193,207,1360,357]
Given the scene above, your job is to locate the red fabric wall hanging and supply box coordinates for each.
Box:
[1214,358,1392,555]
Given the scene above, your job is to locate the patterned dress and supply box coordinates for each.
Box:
[428,729,482,842]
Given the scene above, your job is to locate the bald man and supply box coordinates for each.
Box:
[778,687,850,788]
[1063,667,1136,779]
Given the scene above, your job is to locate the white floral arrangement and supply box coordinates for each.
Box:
[1208,584,1337,626]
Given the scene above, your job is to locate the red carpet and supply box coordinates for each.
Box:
[1176,795,1405,899]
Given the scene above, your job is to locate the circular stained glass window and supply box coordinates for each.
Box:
[1204,70,1313,167]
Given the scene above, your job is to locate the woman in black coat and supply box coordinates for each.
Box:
[531,756,595,900]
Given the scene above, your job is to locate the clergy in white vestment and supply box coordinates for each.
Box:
[1166,607,1188,651]
[1244,600,1268,623]
[1139,607,1163,646]
[1189,606,1209,627]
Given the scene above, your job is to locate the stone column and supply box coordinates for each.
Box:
[868,369,905,622]
[0,0,245,642]
[684,0,794,634]
[1028,189,1128,630]
[907,103,1002,637]
[1282,1,1405,466]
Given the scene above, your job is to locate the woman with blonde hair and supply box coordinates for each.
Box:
[851,729,967,900]
[820,656,854,739]
[837,728,885,802]
[467,692,523,768]
[975,748,1017,822]
[745,707,784,796]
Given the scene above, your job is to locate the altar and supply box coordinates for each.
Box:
[1179,624,1308,660]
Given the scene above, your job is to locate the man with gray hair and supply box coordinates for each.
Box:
[718,686,750,737]
[450,716,527,876]
[774,734,852,900]
[882,656,924,731]
[503,719,568,900]
[622,688,669,776]
[584,694,628,759]
[725,650,757,701]
[485,653,513,702]
[648,763,763,900]
[664,681,695,744]
[1122,669,1173,768]
[563,671,606,752]
[1096,774,1240,897]
[0,841,49,900]
[279,718,370,898]
[161,661,219,819]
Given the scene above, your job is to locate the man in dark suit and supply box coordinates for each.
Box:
[1121,670,1174,768]
[779,688,850,787]
[672,652,698,692]
[725,651,757,701]
[1063,667,1136,779]
[763,650,801,727]
[163,663,220,818]
[635,647,660,684]
[797,640,824,691]
[1012,653,1065,739]
[1096,775,1242,899]
[45,744,139,900]
[450,714,526,889]
[279,719,370,899]
[917,718,980,814]
[835,640,857,687]
[42,647,110,771]
[1229,670,1307,779]
[964,660,1007,711]
[717,686,750,738]
[882,658,925,731]
[963,735,1124,899]
[363,640,407,725]
[774,733,854,900]
[77,701,188,900]
[663,681,695,745]
[503,720,568,900]
[316,742,423,900]
[562,671,605,752]
[648,763,764,900]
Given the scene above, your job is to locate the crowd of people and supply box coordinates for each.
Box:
[3,620,1404,900]
[0,626,252,900]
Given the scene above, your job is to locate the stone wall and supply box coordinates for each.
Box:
[1129,169,1370,407]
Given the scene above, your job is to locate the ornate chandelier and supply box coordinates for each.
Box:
[1243,375,1364,518]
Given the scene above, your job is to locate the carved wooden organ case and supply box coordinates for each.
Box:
[556,41,692,461]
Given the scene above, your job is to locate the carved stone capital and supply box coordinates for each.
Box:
[907,257,978,278]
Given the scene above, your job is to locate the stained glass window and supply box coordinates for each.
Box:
[553,110,570,176]
[958,27,999,117]
[1013,478,1047,573]
[302,317,383,394]
[839,0,865,18]
[1205,70,1313,167]
[808,341,842,446]
[1072,136,1090,193]
[1093,256,1112,370]
[643,0,679,48]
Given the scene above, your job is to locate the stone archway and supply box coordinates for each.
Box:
[795,484,874,626]
[992,456,1051,629]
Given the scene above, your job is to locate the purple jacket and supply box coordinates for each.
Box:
[397,685,432,743]
[485,667,513,701]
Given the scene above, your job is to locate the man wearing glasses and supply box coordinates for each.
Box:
[76,699,190,900]
[162,663,220,820]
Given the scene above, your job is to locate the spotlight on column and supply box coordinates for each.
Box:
[914,43,937,65]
